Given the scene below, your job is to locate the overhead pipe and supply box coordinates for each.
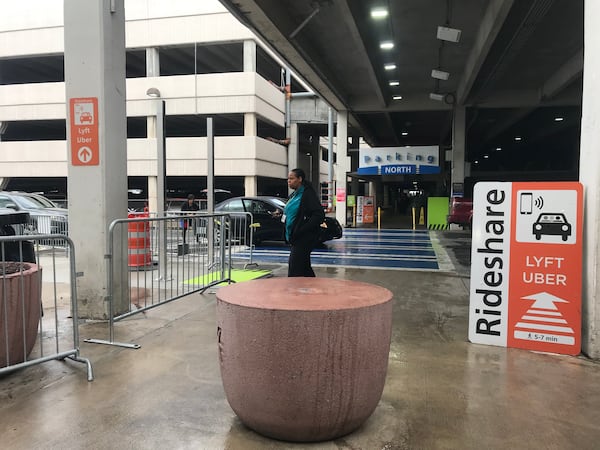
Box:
[289,4,320,39]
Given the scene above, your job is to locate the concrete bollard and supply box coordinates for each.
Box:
[216,277,393,442]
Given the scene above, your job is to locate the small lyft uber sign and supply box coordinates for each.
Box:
[69,97,99,166]
[469,181,583,355]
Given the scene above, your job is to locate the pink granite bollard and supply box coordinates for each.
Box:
[216,277,393,442]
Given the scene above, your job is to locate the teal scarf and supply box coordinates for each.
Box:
[284,185,304,241]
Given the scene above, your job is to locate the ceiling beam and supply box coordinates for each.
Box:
[456,0,515,105]
[540,49,583,100]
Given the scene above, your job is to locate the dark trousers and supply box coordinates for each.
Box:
[288,241,316,277]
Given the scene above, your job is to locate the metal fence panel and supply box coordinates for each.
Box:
[0,234,93,381]
[85,212,239,348]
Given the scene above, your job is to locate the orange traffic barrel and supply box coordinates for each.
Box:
[127,212,152,268]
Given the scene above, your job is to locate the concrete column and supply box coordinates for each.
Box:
[451,106,466,197]
[244,176,257,196]
[244,113,257,136]
[64,0,128,319]
[287,123,299,193]
[580,0,600,358]
[146,48,160,214]
[244,40,257,72]
[335,110,349,226]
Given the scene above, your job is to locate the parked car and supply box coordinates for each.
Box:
[447,197,473,229]
[213,196,342,246]
[0,191,68,235]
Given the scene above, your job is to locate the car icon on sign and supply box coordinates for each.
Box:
[532,213,571,241]
[80,112,93,123]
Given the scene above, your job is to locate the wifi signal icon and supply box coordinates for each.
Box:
[534,196,544,209]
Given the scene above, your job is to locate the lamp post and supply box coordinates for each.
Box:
[146,87,168,281]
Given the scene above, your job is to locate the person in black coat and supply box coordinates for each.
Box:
[283,168,325,277]
[181,193,199,243]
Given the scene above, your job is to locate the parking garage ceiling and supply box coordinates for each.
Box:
[219,0,583,174]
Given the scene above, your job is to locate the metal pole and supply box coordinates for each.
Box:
[156,99,168,281]
[328,107,334,209]
[207,117,214,264]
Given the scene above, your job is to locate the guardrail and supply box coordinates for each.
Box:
[85,212,239,349]
[0,234,93,381]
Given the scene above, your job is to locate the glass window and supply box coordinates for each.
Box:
[223,199,244,212]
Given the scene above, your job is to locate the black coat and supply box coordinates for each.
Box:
[287,184,325,245]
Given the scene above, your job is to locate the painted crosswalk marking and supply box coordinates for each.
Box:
[232,229,454,271]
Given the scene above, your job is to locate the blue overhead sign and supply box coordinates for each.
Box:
[358,146,440,175]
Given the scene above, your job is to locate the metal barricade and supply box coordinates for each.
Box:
[85,213,233,349]
[210,211,257,268]
[0,234,93,381]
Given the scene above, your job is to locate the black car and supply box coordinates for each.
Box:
[532,212,571,241]
[214,196,342,246]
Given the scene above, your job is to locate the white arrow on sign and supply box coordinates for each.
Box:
[77,146,92,164]
[521,291,569,309]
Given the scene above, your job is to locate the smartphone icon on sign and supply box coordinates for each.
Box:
[520,192,533,215]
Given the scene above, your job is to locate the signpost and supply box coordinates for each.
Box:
[469,181,583,355]
[69,97,99,166]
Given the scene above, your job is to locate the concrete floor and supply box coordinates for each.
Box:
[2,232,600,449]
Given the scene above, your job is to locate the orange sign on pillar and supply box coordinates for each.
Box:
[69,97,99,166]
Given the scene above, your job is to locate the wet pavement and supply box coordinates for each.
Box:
[2,228,600,449]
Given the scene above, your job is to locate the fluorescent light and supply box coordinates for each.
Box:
[392,95,403,100]
[437,26,461,43]
[380,41,394,50]
[384,63,397,70]
[431,69,450,80]
[429,93,444,101]
[389,80,399,86]
[554,117,564,122]
[401,132,408,136]
[496,147,502,151]
[371,8,388,19]
[514,136,522,141]
[483,155,489,159]
[474,160,479,164]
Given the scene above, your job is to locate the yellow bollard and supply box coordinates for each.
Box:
[411,207,416,230]
[377,207,381,230]
[419,207,425,225]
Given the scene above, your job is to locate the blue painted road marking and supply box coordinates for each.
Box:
[234,229,452,271]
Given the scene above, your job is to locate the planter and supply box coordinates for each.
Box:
[0,262,42,368]
[217,278,393,442]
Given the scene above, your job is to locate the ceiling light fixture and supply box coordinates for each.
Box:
[515,136,522,141]
[371,8,388,19]
[496,147,502,151]
[429,93,444,101]
[401,132,408,136]
[554,117,564,122]
[389,80,399,86]
[437,26,461,43]
[431,69,450,80]
[380,41,394,50]
[384,63,397,70]
[483,155,489,159]
[392,95,403,100]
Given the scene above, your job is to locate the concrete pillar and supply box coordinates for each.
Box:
[287,123,300,192]
[580,0,600,358]
[64,0,128,319]
[451,106,466,197]
[335,110,349,226]
[244,176,257,196]
[146,47,160,214]
[244,113,257,136]
[243,40,257,72]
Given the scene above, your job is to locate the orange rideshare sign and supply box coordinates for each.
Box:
[469,181,583,355]
[507,182,583,354]
[69,97,99,166]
